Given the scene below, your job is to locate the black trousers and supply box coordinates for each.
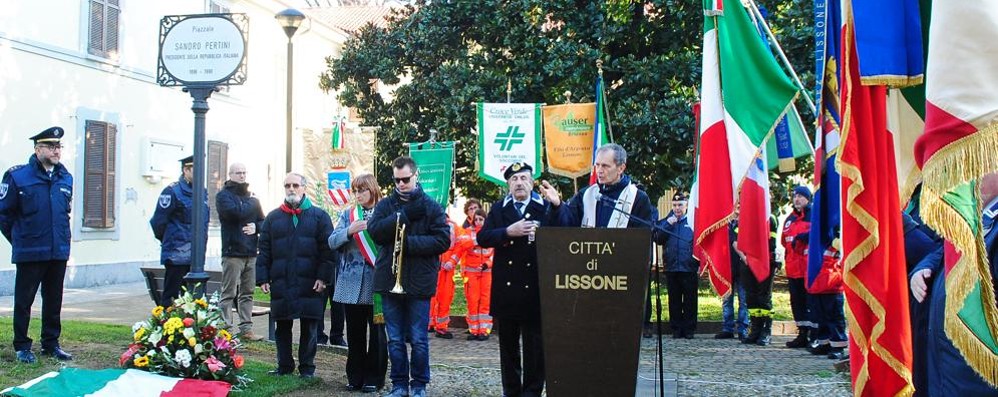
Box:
[319,290,346,343]
[740,262,775,312]
[275,318,319,375]
[12,260,67,351]
[344,303,388,388]
[496,316,545,397]
[161,264,190,307]
[787,277,813,327]
[665,271,699,334]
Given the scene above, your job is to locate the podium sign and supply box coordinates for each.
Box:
[536,227,651,397]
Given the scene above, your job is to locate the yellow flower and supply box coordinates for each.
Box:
[219,329,232,341]
[134,356,149,367]
[194,298,208,308]
[134,328,147,341]
[188,337,197,347]
[152,306,164,317]
[163,317,183,335]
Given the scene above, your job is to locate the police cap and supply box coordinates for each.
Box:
[179,155,195,167]
[30,126,64,145]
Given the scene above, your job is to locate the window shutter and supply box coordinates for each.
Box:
[105,123,117,227]
[106,5,119,57]
[83,121,107,228]
[207,140,228,227]
[88,1,104,56]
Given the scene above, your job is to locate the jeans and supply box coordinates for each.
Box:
[382,294,431,391]
[721,284,748,335]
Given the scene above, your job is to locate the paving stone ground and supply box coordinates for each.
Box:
[1,283,852,396]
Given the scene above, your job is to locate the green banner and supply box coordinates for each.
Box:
[409,141,455,208]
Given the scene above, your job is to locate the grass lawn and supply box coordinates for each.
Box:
[255,273,792,322]
[0,318,320,396]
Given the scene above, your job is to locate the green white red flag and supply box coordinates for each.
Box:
[691,0,797,297]
[913,0,998,387]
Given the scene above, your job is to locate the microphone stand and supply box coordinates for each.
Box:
[594,194,678,396]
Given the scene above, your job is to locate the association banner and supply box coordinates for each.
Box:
[409,141,455,208]
[476,103,542,186]
[542,103,596,178]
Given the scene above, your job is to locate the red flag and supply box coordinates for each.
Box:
[837,2,914,394]
[737,155,771,282]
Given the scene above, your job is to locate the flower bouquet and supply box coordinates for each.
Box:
[121,287,250,387]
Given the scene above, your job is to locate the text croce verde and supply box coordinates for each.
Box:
[554,241,628,291]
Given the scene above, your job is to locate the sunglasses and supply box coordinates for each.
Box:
[284,183,302,189]
[394,175,414,184]
[352,188,367,194]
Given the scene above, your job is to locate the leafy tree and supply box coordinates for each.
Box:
[319,0,815,208]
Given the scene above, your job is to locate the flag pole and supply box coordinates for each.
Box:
[596,59,614,143]
[745,0,817,117]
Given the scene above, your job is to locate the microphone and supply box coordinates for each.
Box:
[593,190,690,243]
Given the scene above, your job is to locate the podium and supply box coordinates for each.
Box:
[535,227,652,397]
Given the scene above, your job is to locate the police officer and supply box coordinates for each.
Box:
[150,155,209,307]
[478,162,555,397]
[0,126,74,363]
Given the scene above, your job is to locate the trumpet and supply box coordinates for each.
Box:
[390,212,406,294]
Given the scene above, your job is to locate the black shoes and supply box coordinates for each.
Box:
[478,334,490,341]
[329,337,348,347]
[786,332,810,348]
[809,343,832,355]
[268,369,294,376]
[714,331,735,339]
[299,373,315,379]
[434,331,454,339]
[40,347,72,361]
[361,385,380,393]
[828,347,849,360]
[345,384,361,391]
[15,350,36,364]
[642,324,653,338]
[684,333,695,339]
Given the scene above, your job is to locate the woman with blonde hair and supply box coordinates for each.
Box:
[329,174,387,392]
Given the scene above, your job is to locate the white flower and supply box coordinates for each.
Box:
[132,322,146,332]
[194,343,203,354]
[148,331,163,345]
[175,349,192,368]
[147,350,157,357]
[182,328,195,339]
[160,346,170,354]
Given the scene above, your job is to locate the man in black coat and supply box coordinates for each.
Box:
[256,173,335,379]
[478,162,555,397]
[367,156,450,397]
[215,163,265,341]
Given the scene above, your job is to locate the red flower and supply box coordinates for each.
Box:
[233,354,244,369]
[183,318,194,327]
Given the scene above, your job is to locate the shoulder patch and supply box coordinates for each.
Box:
[159,194,172,209]
[0,183,7,200]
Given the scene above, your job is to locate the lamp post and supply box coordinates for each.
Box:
[276,8,306,174]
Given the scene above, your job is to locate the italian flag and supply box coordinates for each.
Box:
[691,0,797,297]
[913,1,998,386]
[350,205,379,266]
[331,116,345,150]
[1,368,231,397]
[588,74,611,186]
[737,154,772,282]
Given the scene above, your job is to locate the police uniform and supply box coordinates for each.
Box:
[149,155,209,306]
[477,162,552,397]
[0,127,74,363]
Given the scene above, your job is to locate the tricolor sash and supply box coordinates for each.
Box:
[350,206,378,267]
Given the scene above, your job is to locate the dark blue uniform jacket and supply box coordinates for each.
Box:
[149,176,209,266]
[0,155,73,263]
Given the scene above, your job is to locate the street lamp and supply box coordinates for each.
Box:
[276,8,306,173]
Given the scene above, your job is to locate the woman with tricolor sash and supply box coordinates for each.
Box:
[328,174,388,393]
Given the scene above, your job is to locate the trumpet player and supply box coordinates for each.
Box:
[367,156,450,397]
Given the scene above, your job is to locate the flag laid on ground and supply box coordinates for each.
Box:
[690,0,798,298]
[1,368,231,397]
[913,0,998,387]
[327,170,351,206]
[737,153,772,282]
[588,74,611,185]
[331,116,346,150]
[838,0,921,394]
[477,103,542,185]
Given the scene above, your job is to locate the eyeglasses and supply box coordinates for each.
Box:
[284,183,302,189]
[352,188,368,194]
[38,144,63,150]
[394,175,414,184]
